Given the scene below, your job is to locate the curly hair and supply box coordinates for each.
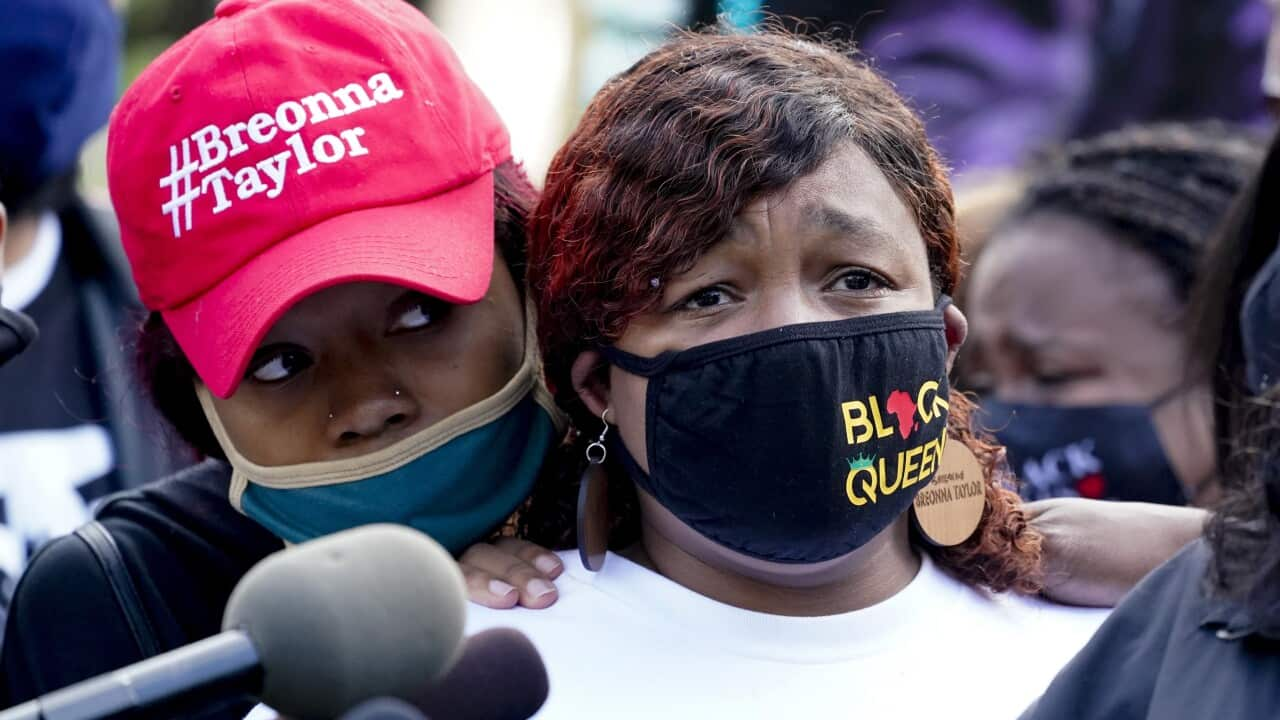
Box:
[520,28,1044,594]
[1001,122,1262,300]
[135,159,539,460]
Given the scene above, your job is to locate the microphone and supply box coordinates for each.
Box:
[339,698,428,720]
[413,628,549,720]
[0,524,467,720]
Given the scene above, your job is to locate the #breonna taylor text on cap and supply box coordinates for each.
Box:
[107,0,511,399]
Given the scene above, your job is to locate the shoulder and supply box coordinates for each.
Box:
[465,550,650,647]
[98,459,279,561]
[1,461,282,702]
[1,527,145,702]
[1021,540,1209,720]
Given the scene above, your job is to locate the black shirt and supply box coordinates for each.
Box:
[0,242,118,566]
[0,460,282,717]
[1022,539,1280,720]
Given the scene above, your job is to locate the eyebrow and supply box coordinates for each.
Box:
[1005,324,1098,356]
[801,204,897,247]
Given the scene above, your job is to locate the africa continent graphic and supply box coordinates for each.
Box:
[885,389,917,439]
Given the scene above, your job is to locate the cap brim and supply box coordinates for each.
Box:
[164,172,496,399]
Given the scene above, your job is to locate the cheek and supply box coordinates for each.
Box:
[608,368,651,473]
[209,389,322,466]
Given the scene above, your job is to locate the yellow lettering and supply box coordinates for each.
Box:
[846,466,874,506]
[917,438,939,483]
[867,395,895,439]
[861,469,879,504]
[880,453,902,496]
[917,381,939,424]
[900,444,924,490]
[842,400,872,445]
[917,381,950,425]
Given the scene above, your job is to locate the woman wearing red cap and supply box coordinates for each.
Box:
[0,0,566,711]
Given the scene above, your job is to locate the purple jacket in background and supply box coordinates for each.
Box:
[748,0,1270,175]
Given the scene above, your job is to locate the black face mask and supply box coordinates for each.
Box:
[602,298,952,564]
[979,397,1186,505]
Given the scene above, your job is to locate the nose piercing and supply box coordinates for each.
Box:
[394,389,402,397]
[328,412,335,420]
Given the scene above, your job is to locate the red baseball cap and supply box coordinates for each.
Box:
[108,0,511,398]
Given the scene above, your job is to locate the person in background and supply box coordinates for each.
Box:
[693,0,1270,176]
[0,0,184,584]
[965,124,1262,507]
[1021,126,1280,720]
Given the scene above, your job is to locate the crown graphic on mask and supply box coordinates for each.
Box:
[846,454,876,471]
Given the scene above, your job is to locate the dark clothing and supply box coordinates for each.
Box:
[0,460,281,717]
[1022,539,1280,720]
[0,201,188,576]
[0,223,119,524]
[57,198,189,490]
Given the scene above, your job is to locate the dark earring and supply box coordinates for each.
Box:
[577,408,611,572]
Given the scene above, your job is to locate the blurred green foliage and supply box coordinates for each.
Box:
[122,0,218,85]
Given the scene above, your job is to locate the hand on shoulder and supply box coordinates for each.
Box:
[458,538,563,609]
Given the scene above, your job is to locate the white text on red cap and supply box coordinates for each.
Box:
[159,72,405,238]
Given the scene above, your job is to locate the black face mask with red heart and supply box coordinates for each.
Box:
[601,298,952,564]
[978,396,1186,505]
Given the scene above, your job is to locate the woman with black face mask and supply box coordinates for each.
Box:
[1022,128,1280,720]
[966,124,1262,507]
[465,29,1111,718]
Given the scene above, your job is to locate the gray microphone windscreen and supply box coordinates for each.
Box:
[414,628,549,720]
[339,697,428,720]
[223,524,467,719]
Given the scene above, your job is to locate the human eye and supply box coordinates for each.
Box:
[826,268,892,294]
[388,293,451,334]
[248,346,313,383]
[674,285,737,313]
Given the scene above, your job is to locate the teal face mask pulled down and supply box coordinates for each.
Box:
[239,395,557,554]
[196,313,566,556]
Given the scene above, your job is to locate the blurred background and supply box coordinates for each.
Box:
[89,0,1273,205]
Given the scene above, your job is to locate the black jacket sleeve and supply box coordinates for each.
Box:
[1021,540,1208,720]
[0,460,281,717]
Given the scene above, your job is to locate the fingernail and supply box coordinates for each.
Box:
[527,579,556,599]
[489,579,516,597]
[534,555,562,574]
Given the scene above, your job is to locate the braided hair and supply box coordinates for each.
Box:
[1002,123,1263,301]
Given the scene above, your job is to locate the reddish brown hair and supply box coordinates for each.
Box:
[522,29,1042,593]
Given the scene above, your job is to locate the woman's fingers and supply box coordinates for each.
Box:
[493,537,565,579]
[458,555,521,610]
[458,542,560,609]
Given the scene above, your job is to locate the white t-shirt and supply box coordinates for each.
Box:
[467,549,1108,719]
